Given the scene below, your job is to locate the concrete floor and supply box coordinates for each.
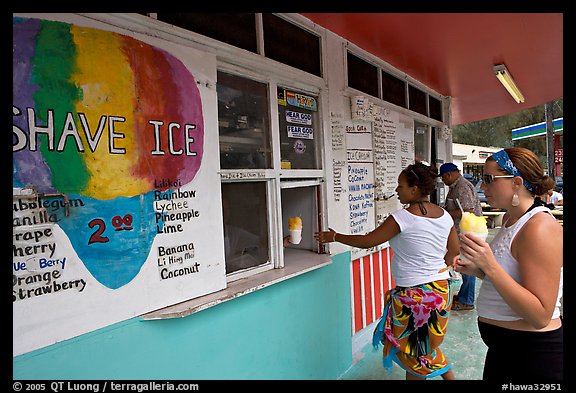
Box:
[340,278,487,380]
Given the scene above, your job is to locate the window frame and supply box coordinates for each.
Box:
[344,44,446,129]
[220,177,278,282]
[217,68,327,282]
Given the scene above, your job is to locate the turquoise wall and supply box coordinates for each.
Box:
[13,253,352,380]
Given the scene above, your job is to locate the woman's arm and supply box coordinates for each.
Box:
[461,213,563,328]
[315,215,400,249]
[444,225,460,266]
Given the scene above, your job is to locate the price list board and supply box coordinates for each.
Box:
[372,108,414,225]
[346,121,375,235]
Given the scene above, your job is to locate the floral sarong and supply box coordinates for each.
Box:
[372,279,453,378]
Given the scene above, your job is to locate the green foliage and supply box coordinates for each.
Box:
[453,99,563,169]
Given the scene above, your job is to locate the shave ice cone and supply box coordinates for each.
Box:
[460,212,489,241]
[288,216,303,244]
[459,212,488,264]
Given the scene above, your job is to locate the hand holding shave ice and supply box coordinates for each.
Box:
[288,216,303,244]
[457,212,488,269]
[439,212,488,274]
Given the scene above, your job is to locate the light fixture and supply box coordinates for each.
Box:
[493,64,525,104]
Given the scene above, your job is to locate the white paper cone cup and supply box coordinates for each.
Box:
[289,229,302,244]
[460,231,488,261]
[462,231,488,241]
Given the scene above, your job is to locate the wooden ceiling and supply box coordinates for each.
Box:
[300,13,563,125]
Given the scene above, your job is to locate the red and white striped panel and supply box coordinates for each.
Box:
[350,247,395,334]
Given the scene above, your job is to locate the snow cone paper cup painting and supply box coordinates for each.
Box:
[12,15,226,356]
[13,17,205,289]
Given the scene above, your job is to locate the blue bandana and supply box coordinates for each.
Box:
[490,150,534,193]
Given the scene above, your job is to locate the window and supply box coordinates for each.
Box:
[381,70,406,108]
[156,13,257,53]
[263,14,322,77]
[217,71,272,169]
[217,72,326,282]
[346,52,379,97]
[277,87,321,170]
[222,182,270,274]
[414,121,430,163]
[281,184,321,253]
[408,85,427,117]
[153,14,323,78]
[347,51,446,124]
[429,95,443,121]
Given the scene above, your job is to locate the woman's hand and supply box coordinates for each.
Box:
[459,232,494,275]
[314,228,337,244]
[453,257,485,278]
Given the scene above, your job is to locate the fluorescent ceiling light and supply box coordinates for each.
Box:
[493,64,525,104]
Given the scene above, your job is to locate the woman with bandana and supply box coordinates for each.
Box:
[456,148,563,381]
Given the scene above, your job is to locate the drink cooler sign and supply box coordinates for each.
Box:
[12,16,226,356]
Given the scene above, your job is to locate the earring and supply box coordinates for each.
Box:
[511,193,520,207]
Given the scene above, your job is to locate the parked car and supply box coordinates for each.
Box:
[476,180,506,212]
[475,180,487,204]
[463,173,479,186]
[555,176,563,194]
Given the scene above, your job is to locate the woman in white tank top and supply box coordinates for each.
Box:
[456,148,563,381]
[315,162,461,380]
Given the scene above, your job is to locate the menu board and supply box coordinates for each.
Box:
[372,107,414,225]
[346,121,375,235]
[330,112,347,203]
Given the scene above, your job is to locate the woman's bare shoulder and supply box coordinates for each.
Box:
[519,211,563,243]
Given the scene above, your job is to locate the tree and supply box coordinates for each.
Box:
[453,98,563,170]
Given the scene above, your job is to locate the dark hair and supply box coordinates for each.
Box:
[540,175,556,194]
[402,161,438,196]
[488,147,546,196]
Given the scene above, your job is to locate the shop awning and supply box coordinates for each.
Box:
[300,13,563,125]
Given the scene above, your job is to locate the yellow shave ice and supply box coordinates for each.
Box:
[460,212,488,238]
[288,216,303,244]
[288,216,303,230]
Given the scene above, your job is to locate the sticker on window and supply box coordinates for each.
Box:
[277,89,287,106]
[287,125,313,140]
[286,91,317,111]
[286,110,312,125]
[293,140,306,154]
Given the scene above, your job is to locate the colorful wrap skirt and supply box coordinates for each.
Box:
[372,279,453,378]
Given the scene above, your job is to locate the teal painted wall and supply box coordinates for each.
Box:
[13,253,352,380]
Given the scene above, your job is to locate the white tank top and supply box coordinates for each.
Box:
[477,206,563,321]
[389,208,453,287]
